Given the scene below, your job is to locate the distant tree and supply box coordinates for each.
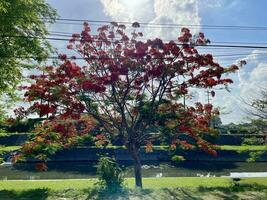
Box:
[244,88,267,121]
[17,22,241,188]
[0,0,57,96]
[210,114,222,129]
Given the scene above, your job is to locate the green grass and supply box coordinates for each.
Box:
[0,132,27,137]
[220,145,267,151]
[0,144,266,152]
[0,178,267,199]
[0,177,267,190]
[0,145,266,151]
[0,146,21,163]
[0,179,97,190]
[0,145,21,152]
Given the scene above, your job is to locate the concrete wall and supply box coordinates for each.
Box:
[1,133,265,146]
[40,147,267,162]
[0,134,28,146]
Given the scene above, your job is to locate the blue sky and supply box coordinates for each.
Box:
[44,0,267,124]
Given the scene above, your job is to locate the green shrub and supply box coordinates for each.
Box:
[242,137,265,145]
[171,155,185,163]
[0,118,43,133]
[247,151,265,162]
[76,134,94,146]
[0,129,7,137]
[96,156,124,191]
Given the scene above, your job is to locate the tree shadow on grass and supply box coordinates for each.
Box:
[197,183,267,193]
[0,188,49,200]
[83,186,153,200]
[196,183,267,200]
[160,188,202,200]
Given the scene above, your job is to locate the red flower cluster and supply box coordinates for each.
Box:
[19,116,96,163]
[82,80,106,93]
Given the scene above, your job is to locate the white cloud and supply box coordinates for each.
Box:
[100,0,201,39]
[100,0,155,22]
[212,50,267,124]
[250,63,267,82]
[238,51,267,97]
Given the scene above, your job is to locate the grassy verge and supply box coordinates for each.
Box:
[0,178,266,199]
[0,145,21,163]
[0,145,266,152]
[0,145,21,152]
[0,177,267,190]
[220,145,267,151]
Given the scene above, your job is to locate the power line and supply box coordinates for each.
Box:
[2,35,267,49]
[51,52,267,58]
[2,16,267,31]
[2,26,267,46]
[51,18,267,30]
[1,51,266,61]
[48,21,267,31]
[47,32,267,46]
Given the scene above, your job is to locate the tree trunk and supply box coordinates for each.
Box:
[128,144,143,188]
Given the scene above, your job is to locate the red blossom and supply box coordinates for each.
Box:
[58,54,67,60]
[35,163,48,171]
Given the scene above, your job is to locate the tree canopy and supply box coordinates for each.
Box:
[0,0,57,96]
[15,22,243,187]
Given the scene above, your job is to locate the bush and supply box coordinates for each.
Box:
[171,155,185,163]
[247,151,265,162]
[76,134,94,146]
[0,129,7,137]
[0,118,43,133]
[242,136,265,145]
[96,156,124,191]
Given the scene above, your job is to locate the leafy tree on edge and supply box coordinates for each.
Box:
[0,0,57,96]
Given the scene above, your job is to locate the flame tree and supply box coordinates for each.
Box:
[17,22,241,187]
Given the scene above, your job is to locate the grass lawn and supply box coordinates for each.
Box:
[0,146,21,163]
[0,145,266,152]
[1,177,267,190]
[220,145,267,151]
[0,145,21,152]
[0,178,266,199]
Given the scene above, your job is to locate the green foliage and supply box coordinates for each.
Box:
[242,137,265,145]
[76,134,95,146]
[0,118,43,133]
[247,151,265,162]
[0,129,7,137]
[171,155,185,163]
[96,156,124,191]
[0,0,57,96]
[0,145,20,162]
[221,119,267,135]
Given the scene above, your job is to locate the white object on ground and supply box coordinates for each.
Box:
[230,172,267,178]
